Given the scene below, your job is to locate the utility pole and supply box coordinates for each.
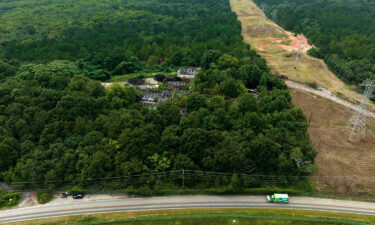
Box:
[182,169,185,189]
[347,81,375,138]
[308,112,313,128]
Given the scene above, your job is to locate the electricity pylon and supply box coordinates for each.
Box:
[347,81,375,138]
[271,9,278,22]
[257,4,267,28]
[294,36,303,69]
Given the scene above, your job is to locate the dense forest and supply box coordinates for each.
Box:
[0,0,248,81]
[0,0,315,189]
[254,0,375,86]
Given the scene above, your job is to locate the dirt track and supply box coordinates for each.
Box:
[285,80,375,119]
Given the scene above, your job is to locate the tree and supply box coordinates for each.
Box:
[200,50,221,69]
[187,93,207,112]
[238,93,257,114]
[217,54,239,69]
[81,151,112,180]
[216,78,245,98]
[173,154,198,170]
[157,101,181,126]
[106,83,141,107]
[112,59,142,75]
[168,51,184,66]
[229,174,241,191]
[87,69,111,81]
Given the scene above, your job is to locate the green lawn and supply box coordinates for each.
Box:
[71,215,367,225]
[17,209,375,225]
[109,71,176,82]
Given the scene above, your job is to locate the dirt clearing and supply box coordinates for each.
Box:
[291,89,375,194]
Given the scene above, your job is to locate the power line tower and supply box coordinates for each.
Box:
[294,36,303,69]
[257,4,267,29]
[271,9,278,22]
[347,81,375,138]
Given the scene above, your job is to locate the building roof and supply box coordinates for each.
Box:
[178,67,196,76]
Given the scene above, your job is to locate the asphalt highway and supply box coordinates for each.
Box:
[1,195,375,224]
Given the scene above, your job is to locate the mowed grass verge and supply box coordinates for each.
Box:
[9,208,375,225]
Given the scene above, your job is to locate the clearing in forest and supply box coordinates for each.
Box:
[229,0,373,110]
[230,0,375,194]
[291,89,375,195]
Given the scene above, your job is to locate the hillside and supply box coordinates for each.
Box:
[0,0,315,190]
[254,0,375,86]
[229,0,374,110]
[292,89,375,194]
[230,0,375,194]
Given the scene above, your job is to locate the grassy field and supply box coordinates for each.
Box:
[10,209,375,225]
[109,71,176,82]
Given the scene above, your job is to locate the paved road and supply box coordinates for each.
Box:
[2,195,375,224]
[285,80,375,119]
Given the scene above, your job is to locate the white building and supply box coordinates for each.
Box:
[177,67,197,79]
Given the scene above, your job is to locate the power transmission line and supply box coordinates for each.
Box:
[347,81,375,139]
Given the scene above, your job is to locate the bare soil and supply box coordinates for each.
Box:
[291,89,375,195]
[45,194,128,206]
[256,32,313,52]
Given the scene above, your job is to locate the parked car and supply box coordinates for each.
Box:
[61,192,69,198]
[72,193,84,199]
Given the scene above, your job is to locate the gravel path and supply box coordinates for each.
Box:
[285,80,375,119]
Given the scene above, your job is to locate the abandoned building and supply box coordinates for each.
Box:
[166,81,185,90]
[140,93,159,105]
[177,67,196,79]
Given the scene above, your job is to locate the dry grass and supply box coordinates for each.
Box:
[291,89,375,195]
[230,0,374,110]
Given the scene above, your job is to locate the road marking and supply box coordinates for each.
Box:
[2,205,375,224]
[2,200,375,220]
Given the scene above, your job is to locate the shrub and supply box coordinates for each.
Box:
[229,174,241,191]
[281,40,292,45]
[307,82,318,89]
[37,192,53,204]
[155,74,165,82]
[0,192,21,208]
[283,52,295,58]
[128,78,145,85]
[69,188,86,195]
